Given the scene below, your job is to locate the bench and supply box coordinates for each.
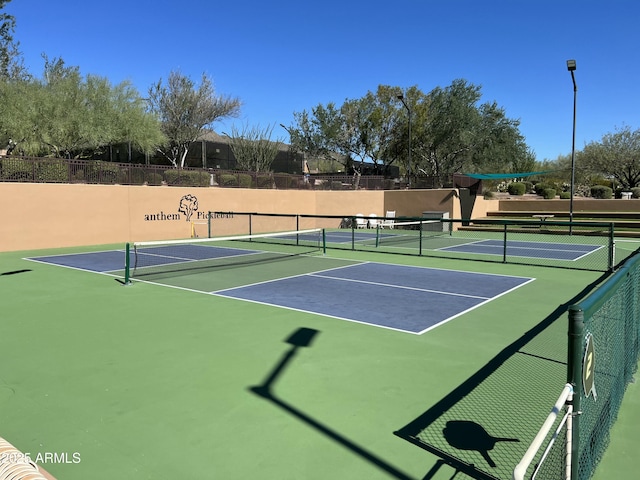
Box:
[532,214,555,222]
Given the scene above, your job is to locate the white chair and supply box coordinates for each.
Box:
[368,214,380,229]
[380,210,396,229]
[355,213,368,229]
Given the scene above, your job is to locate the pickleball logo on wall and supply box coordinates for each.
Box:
[178,194,198,221]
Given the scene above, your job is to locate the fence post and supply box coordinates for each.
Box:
[608,223,615,271]
[567,305,584,480]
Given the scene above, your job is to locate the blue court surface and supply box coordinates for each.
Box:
[438,239,602,261]
[212,262,533,334]
[27,247,534,335]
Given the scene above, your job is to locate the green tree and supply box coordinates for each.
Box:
[386,85,428,181]
[579,126,640,189]
[225,124,282,173]
[0,0,26,80]
[472,101,535,175]
[0,76,37,153]
[1,56,164,158]
[291,86,403,176]
[283,110,328,173]
[148,70,241,168]
[287,80,530,186]
[408,79,526,187]
[350,86,401,170]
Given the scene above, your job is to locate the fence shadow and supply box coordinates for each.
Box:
[394,272,610,480]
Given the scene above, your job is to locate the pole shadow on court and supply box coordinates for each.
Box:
[1,269,31,275]
[248,327,418,480]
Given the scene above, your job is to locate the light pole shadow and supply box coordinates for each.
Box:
[248,327,417,480]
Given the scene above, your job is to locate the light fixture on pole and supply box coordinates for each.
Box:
[567,59,577,235]
[396,94,412,188]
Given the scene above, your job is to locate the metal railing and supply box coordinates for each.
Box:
[0,156,402,190]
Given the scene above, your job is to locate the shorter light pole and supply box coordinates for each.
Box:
[567,60,577,235]
[396,95,412,188]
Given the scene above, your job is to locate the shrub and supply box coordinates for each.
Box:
[126,168,147,185]
[72,170,85,182]
[630,187,640,199]
[483,190,495,199]
[590,185,613,199]
[524,181,534,193]
[84,161,122,184]
[535,182,557,196]
[541,188,556,199]
[559,191,571,199]
[238,173,252,188]
[274,175,297,189]
[195,171,211,186]
[507,182,526,195]
[1,158,33,181]
[147,172,164,186]
[218,173,238,187]
[35,159,69,182]
[256,174,274,188]
[164,169,210,186]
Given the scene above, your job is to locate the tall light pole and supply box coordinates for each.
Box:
[280,123,305,174]
[396,94,412,188]
[567,60,577,235]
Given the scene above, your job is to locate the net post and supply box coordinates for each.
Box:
[124,242,131,285]
[322,228,327,255]
[418,219,423,255]
[502,223,508,263]
[567,305,584,480]
[375,224,380,247]
[351,216,356,251]
[207,212,212,238]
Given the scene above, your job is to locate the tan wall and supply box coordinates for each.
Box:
[498,198,640,213]
[467,197,499,218]
[0,183,462,252]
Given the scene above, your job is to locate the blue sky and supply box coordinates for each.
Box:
[6,0,639,162]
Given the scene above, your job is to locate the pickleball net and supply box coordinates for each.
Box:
[374,219,451,249]
[124,228,325,282]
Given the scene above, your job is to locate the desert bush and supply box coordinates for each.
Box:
[507,182,526,195]
[238,173,252,188]
[218,174,238,186]
[541,188,556,199]
[164,170,210,186]
[35,159,69,182]
[84,161,122,184]
[256,174,274,188]
[1,158,33,181]
[590,185,613,199]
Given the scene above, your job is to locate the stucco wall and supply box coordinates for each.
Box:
[462,196,499,218]
[1,183,461,252]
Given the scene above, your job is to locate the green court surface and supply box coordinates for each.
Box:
[1,243,638,480]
